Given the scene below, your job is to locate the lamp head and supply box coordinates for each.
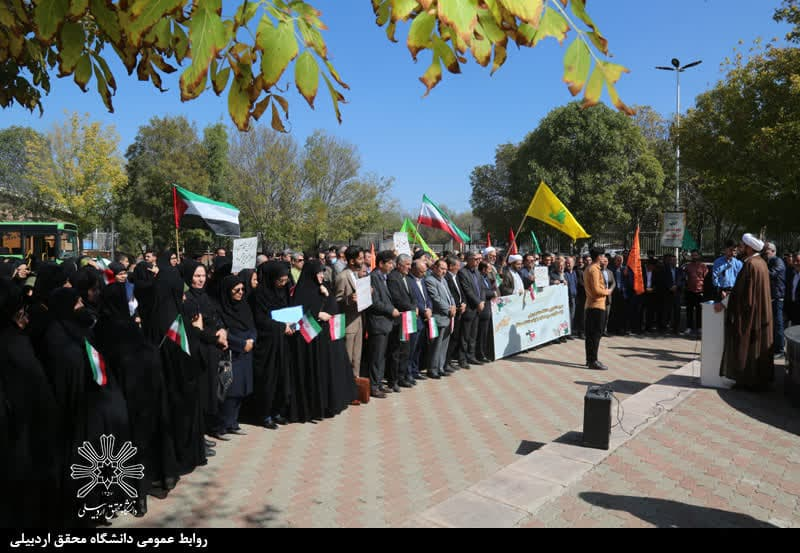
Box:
[671,58,680,69]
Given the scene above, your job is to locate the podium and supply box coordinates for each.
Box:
[700,302,735,389]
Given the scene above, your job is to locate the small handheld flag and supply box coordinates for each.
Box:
[300,313,323,343]
[84,339,108,387]
[400,311,418,342]
[428,318,439,340]
[329,313,346,341]
[165,314,191,356]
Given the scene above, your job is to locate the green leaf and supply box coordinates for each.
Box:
[93,61,114,111]
[477,9,505,43]
[234,0,259,26]
[563,38,590,96]
[532,7,569,46]
[73,54,93,91]
[295,50,319,108]
[606,79,635,116]
[128,0,184,47]
[322,72,345,124]
[297,19,327,57]
[437,0,478,45]
[498,0,543,26]
[324,60,349,90]
[373,0,390,26]
[407,10,435,60]
[515,23,537,46]
[570,0,607,55]
[391,0,419,22]
[172,23,189,61]
[585,31,608,55]
[471,35,491,67]
[432,35,459,74]
[288,1,327,29]
[34,0,69,42]
[491,40,507,75]
[582,65,603,108]
[90,0,121,44]
[58,21,85,75]
[228,65,252,131]
[256,18,298,89]
[92,51,117,88]
[180,0,231,100]
[419,54,442,97]
[69,0,89,16]
[212,66,230,95]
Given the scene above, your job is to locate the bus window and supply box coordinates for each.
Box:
[0,232,22,256]
[29,234,57,261]
[59,230,78,259]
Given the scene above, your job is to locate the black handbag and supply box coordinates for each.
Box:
[216,351,233,402]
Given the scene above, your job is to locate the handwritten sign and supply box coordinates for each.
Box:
[356,276,373,312]
[393,232,411,256]
[534,266,550,289]
[231,237,258,274]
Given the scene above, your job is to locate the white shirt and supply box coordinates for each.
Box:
[646,270,653,289]
[511,270,524,294]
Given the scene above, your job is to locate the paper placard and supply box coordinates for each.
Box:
[661,211,686,248]
[356,276,373,313]
[534,266,550,289]
[271,306,303,325]
[231,237,258,274]
[393,232,411,256]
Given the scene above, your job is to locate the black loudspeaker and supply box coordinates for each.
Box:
[583,386,612,450]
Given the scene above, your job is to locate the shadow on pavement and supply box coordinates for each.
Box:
[716,371,800,437]
[515,440,546,456]
[579,492,777,528]
[608,345,698,365]
[574,380,650,396]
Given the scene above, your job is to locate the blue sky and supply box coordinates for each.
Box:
[2,1,793,214]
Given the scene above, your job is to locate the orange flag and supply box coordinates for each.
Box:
[508,228,518,256]
[628,226,645,295]
[487,232,492,248]
[369,242,376,271]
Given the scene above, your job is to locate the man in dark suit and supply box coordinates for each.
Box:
[660,253,684,334]
[445,256,467,369]
[643,258,662,332]
[386,254,417,391]
[457,251,485,368]
[365,251,400,398]
[408,259,435,380]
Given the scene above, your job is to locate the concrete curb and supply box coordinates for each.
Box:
[408,361,702,528]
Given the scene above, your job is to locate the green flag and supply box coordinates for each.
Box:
[682,230,699,251]
[400,218,436,257]
[530,231,542,254]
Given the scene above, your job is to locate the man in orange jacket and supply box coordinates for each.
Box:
[584,247,613,370]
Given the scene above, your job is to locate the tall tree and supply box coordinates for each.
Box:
[775,0,800,43]
[122,115,212,252]
[228,126,302,249]
[680,46,800,234]
[470,143,519,237]
[202,123,231,202]
[298,131,391,248]
[0,2,629,132]
[24,112,126,233]
[0,126,46,196]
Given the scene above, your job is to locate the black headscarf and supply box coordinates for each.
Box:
[0,262,14,278]
[32,263,68,303]
[239,269,257,300]
[291,259,327,316]
[108,261,126,277]
[181,259,218,323]
[69,268,100,306]
[48,287,82,322]
[0,277,22,330]
[219,275,255,332]
[255,261,290,312]
[99,282,130,323]
[207,256,232,301]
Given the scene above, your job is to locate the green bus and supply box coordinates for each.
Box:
[0,222,80,263]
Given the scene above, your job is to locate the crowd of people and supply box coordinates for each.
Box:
[1,234,796,526]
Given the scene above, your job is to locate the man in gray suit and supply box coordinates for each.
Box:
[425,258,457,378]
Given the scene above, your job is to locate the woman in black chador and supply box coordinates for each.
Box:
[180,260,228,441]
[243,261,294,429]
[216,275,256,435]
[0,278,61,527]
[95,281,179,514]
[150,251,206,475]
[39,287,130,525]
[291,260,356,420]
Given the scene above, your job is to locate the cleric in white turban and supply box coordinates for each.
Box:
[500,254,525,296]
[717,232,774,390]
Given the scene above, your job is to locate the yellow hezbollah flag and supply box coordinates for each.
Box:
[525,182,590,241]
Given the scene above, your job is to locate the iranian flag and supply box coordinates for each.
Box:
[417,195,470,245]
[166,314,191,356]
[329,313,346,341]
[173,184,241,237]
[84,339,108,386]
[401,311,418,341]
[428,318,439,340]
[300,313,322,343]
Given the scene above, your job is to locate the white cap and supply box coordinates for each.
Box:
[508,255,523,263]
[483,247,496,256]
[742,233,764,252]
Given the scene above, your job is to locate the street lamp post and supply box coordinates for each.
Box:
[656,58,701,257]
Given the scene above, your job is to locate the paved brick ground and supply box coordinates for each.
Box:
[520,360,800,528]
[115,335,699,528]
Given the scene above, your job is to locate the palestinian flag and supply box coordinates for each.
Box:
[401,311,418,342]
[166,314,191,356]
[330,313,346,341]
[428,318,439,340]
[84,339,108,386]
[173,184,241,237]
[417,195,470,245]
[300,313,322,343]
